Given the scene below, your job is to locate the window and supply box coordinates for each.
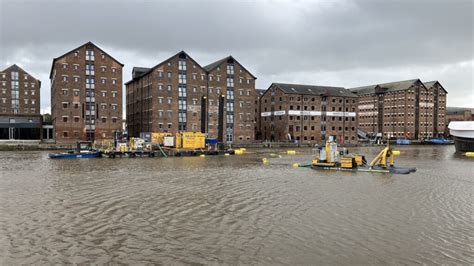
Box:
[227,90,234,100]
[227,78,234,87]
[112,68,116,73]
[178,100,186,110]
[101,79,106,84]
[63,76,68,82]
[112,79,117,85]
[178,60,186,71]
[167,98,172,104]
[178,86,186,97]
[102,117,107,123]
[86,49,94,60]
[226,102,234,112]
[227,64,234,75]
[112,92,117,97]
[63,131,68,138]
[63,117,68,122]
[74,117,79,122]
[179,73,186,84]
[167,72,172,78]
[167,85,172,91]
[112,117,117,123]
[74,77,79,82]
[101,92,106,97]
[112,104,117,110]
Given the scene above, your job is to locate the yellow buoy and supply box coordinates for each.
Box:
[465,152,474,157]
[292,163,300,168]
[262,158,269,164]
[287,150,296,155]
[239,148,247,151]
[200,154,205,157]
[235,150,244,155]
[224,153,230,156]
[392,150,401,155]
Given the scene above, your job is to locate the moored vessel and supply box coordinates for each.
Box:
[448,121,474,153]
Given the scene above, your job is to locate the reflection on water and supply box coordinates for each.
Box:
[0,145,473,264]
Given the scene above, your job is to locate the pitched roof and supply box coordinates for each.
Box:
[125,50,205,85]
[423,80,448,93]
[349,79,424,95]
[203,56,257,79]
[49,41,124,79]
[270,83,357,97]
[132,67,151,79]
[1,64,40,83]
[446,106,474,115]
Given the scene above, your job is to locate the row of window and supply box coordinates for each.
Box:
[61,88,118,98]
[1,98,36,105]
[62,116,118,123]
[0,107,35,113]
[61,75,118,84]
[62,63,117,73]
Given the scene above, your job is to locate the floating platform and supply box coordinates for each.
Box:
[100,148,235,158]
[310,165,416,174]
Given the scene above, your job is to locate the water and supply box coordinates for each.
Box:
[0,146,473,264]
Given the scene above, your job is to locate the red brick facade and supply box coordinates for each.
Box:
[351,79,448,140]
[0,64,41,115]
[50,42,123,144]
[126,52,257,144]
[259,83,358,144]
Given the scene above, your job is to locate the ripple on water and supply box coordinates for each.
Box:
[0,146,473,264]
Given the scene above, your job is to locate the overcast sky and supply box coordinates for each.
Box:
[1,0,473,114]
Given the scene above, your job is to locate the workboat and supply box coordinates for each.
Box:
[396,138,412,145]
[307,137,416,174]
[422,138,454,145]
[49,141,101,159]
[448,121,474,152]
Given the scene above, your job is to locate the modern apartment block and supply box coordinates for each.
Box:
[423,81,447,137]
[0,64,42,140]
[125,51,257,144]
[350,79,446,140]
[254,89,266,140]
[50,42,124,143]
[259,83,358,144]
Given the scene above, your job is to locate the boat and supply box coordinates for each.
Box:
[448,121,474,153]
[49,141,101,159]
[422,138,454,145]
[396,138,412,145]
[305,137,416,174]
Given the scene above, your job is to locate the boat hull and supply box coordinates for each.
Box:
[311,165,416,174]
[453,136,474,153]
[49,152,101,159]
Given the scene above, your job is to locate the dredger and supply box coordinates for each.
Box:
[307,137,416,174]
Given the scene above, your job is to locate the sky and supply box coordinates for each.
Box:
[0,0,473,115]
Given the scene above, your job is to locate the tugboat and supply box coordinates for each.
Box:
[49,141,101,159]
[309,137,416,174]
[448,121,474,153]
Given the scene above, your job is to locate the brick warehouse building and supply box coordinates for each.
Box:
[0,64,42,140]
[259,83,358,144]
[349,79,447,140]
[50,42,124,143]
[126,51,257,143]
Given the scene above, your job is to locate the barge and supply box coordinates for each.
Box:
[49,142,101,159]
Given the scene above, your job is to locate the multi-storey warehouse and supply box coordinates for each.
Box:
[50,42,124,143]
[125,51,257,144]
[259,83,358,144]
[0,64,42,140]
[350,79,447,140]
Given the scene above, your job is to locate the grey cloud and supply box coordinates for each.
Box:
[0,0,472,112]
